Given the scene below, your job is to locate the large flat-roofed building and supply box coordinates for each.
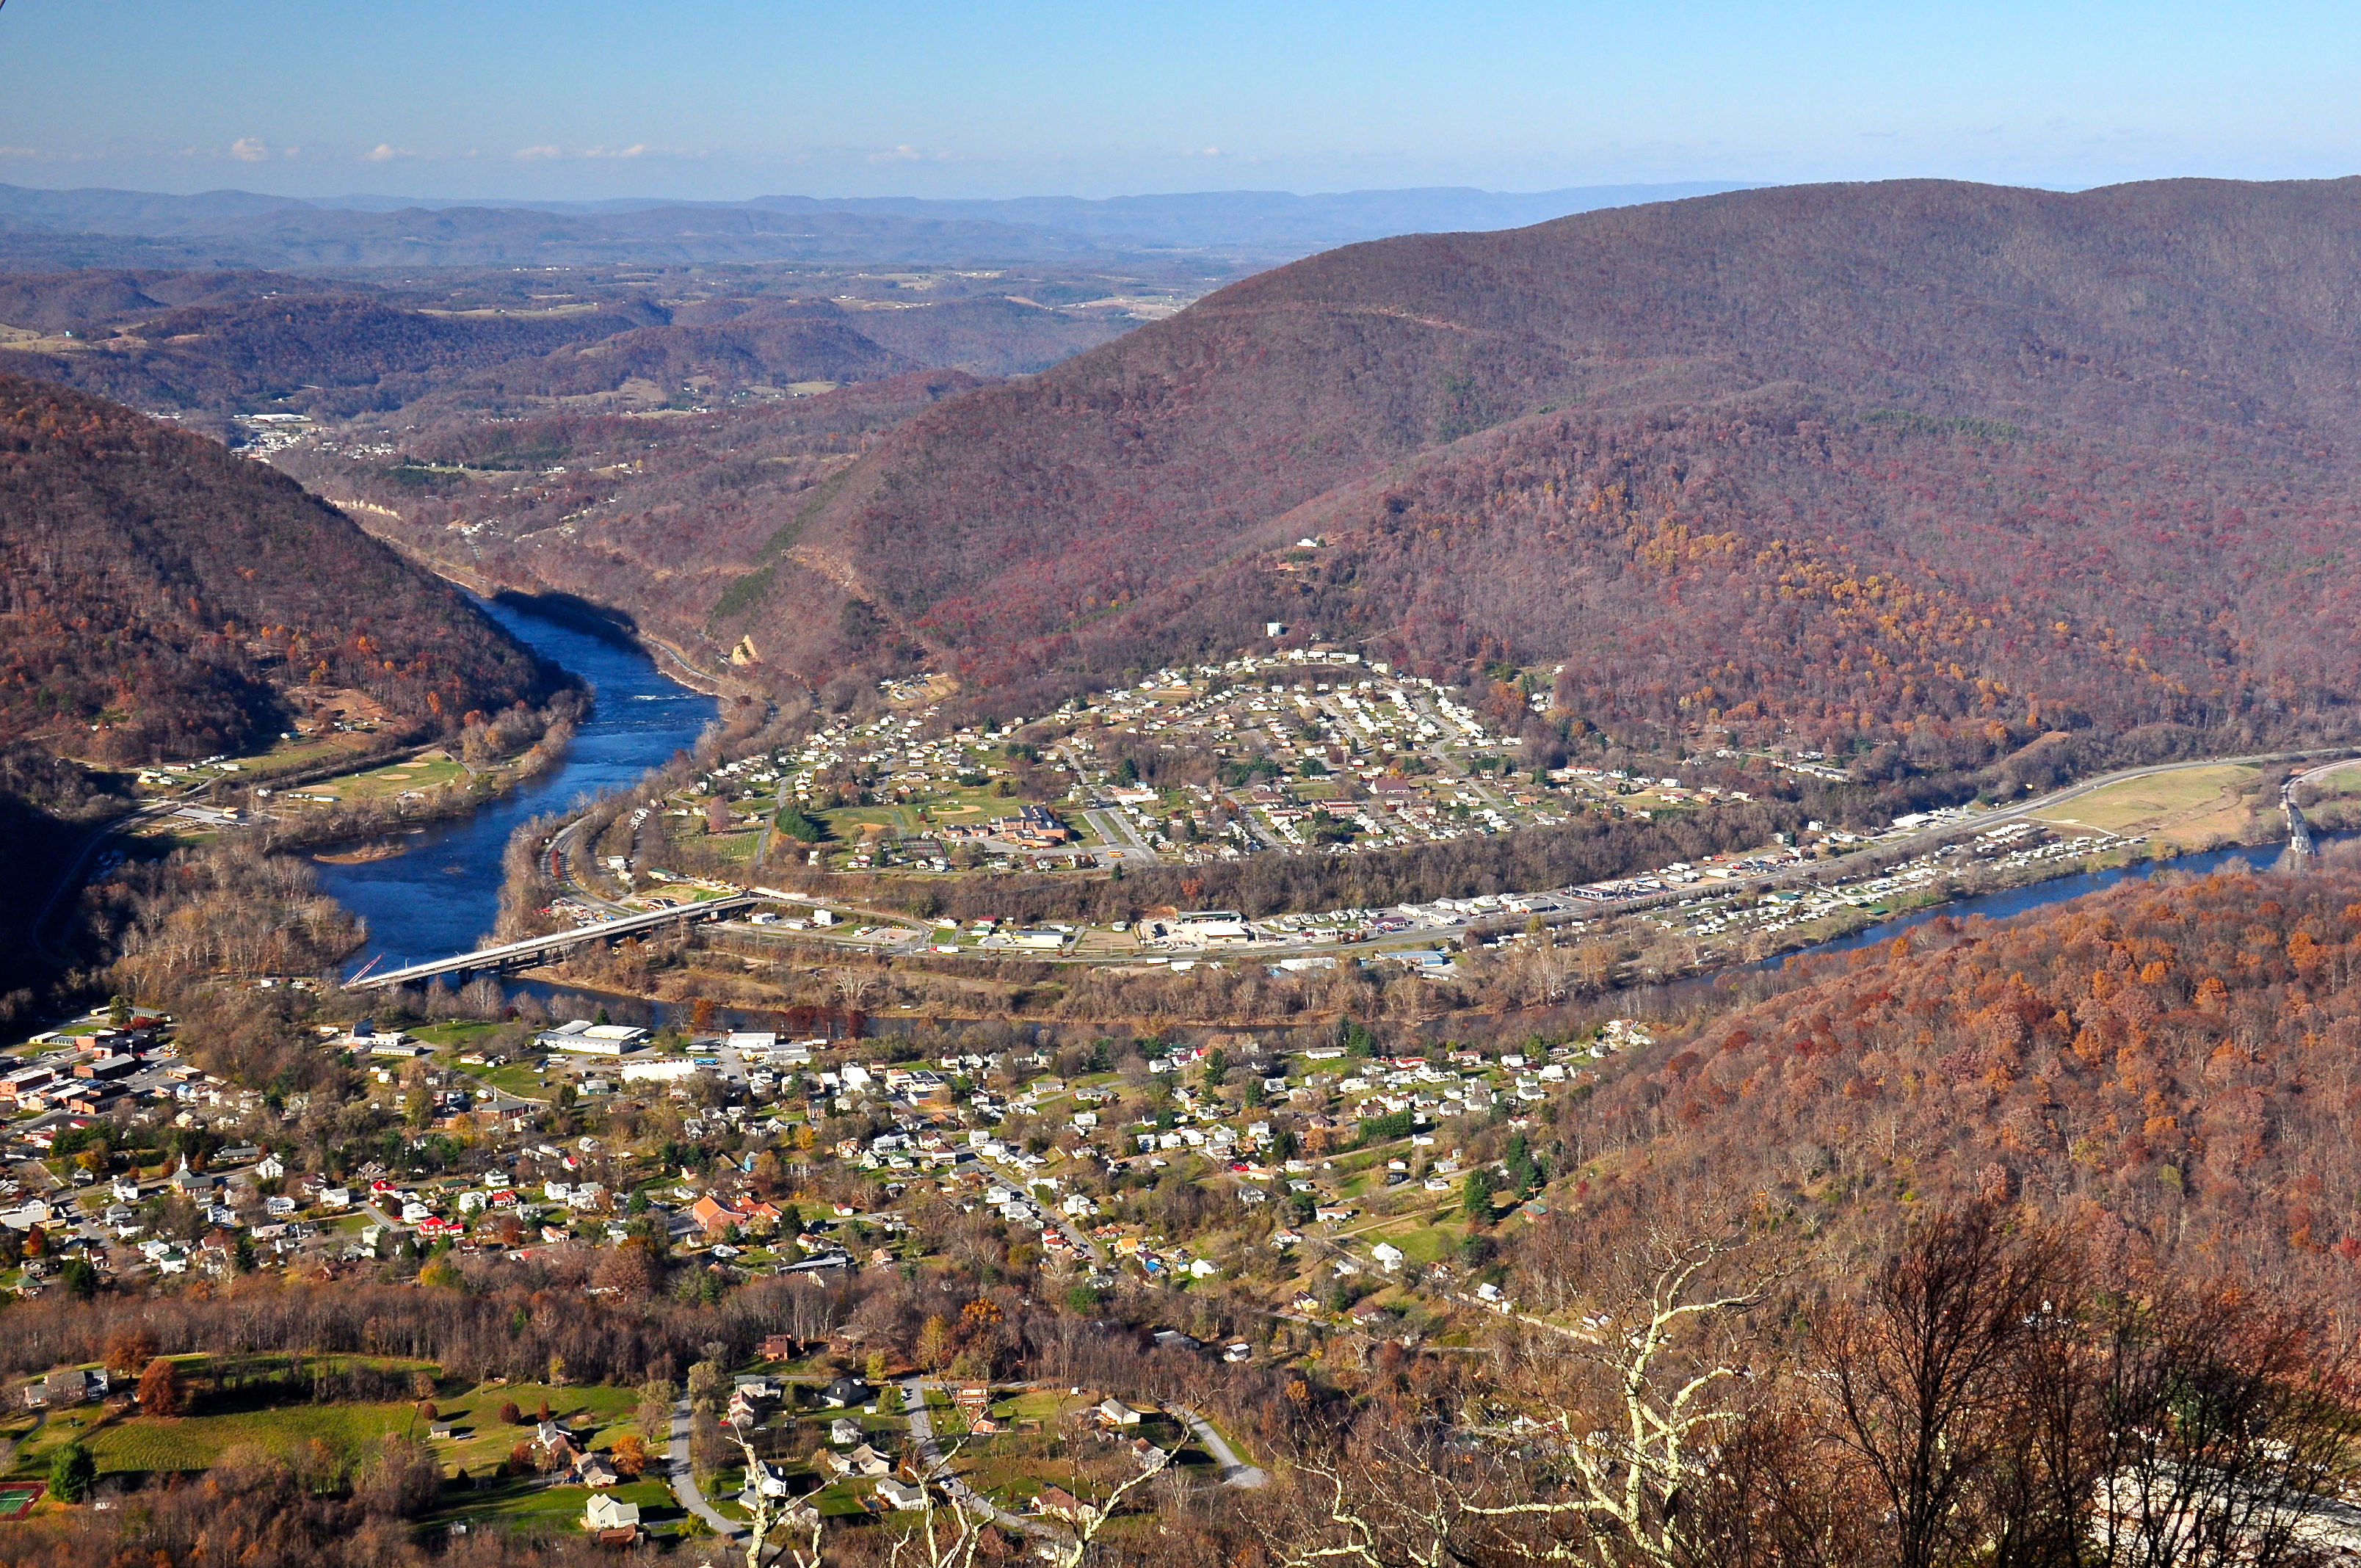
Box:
[536,1020,649,1055]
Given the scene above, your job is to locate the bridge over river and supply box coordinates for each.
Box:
[349,895,755,991]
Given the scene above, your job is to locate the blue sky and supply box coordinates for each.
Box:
[2,0,2356,200]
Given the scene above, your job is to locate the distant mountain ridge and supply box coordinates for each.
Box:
[0,181,1750,269]
[695,176,2361,785]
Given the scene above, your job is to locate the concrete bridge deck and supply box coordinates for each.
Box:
[350,894,755,990]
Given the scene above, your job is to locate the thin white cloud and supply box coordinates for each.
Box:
[362,143,417,163]
[231,137,270,162]
[509,142,699,162]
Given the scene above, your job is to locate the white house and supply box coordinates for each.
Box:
[738,1461,793,1509]
[583,1494,639,1533]
[1371,1242,1406,1271]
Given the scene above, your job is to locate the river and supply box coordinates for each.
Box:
[1771,835,2316,968]
[313,598,718,976]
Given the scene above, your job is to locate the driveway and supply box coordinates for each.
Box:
[669,1397,747,1539]
[1169,1405,1266,1488]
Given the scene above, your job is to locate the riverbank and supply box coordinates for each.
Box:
[1771,829,2317,968]
[245,710,579,856]
[1723,825,2282,968]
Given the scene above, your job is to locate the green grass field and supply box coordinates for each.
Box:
[816,785,1065,850]
[1361,1216,1460,1266]
[819,802,926,840]
[412,1021,503,1050]
[427,1383,643,1476]
[995,1390,1077,1423]
[4,1371,649,1486]
[465,1064,549,1099]
[226,731,390,780]
[313,755,471,804]
[2034,764,2259,842]
[703,830,765,862]
[2304,762,2361,798]
[79,1401,419,1475]
[434,1473,680,1534]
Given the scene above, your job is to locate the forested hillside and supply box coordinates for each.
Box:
[713,177,2361,785]
[432,309,918,403]
[0,373,561,761]
[1553,859,2361,1311]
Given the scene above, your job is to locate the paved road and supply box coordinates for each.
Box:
[1168,1404,1267,1488]
[1949,744,2352,843]
[667,1397,747,1539]
[2290,758,2361,793]
[1080,805,1158,866]
[750,770,794,875]
[900,1376,1055,1538]
[1392,692,1509,811]
[2277,756,2361,862]
[1055,743,1161,865]
[551,816,634,914]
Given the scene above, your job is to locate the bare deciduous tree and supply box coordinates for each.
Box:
[1817,1202,2072,1568]
[1272,1215,1784,1568]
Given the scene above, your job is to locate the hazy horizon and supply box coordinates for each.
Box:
[0,178,1760,208]
[5,1,2358,202]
